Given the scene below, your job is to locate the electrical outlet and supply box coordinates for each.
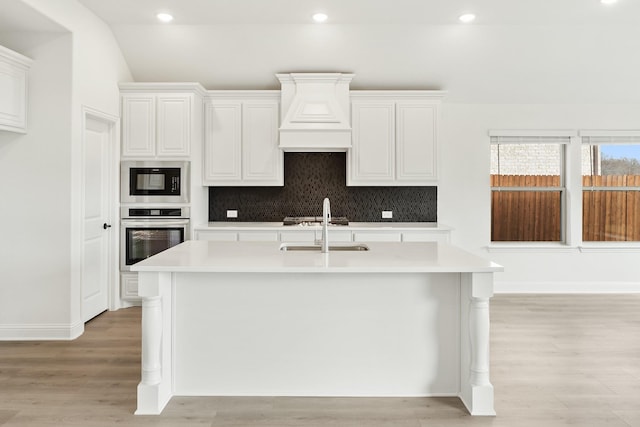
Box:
[226,210,238,218]
[382,210,393,219]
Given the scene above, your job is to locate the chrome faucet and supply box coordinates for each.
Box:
[321,197,331,253]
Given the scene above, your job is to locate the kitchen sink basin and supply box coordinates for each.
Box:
[279,243,370,252]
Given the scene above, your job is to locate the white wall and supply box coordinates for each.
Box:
[0,0,132,339]
[21,0,133,333]
[21,0,133,112]
[0,33,73,335]
[440,103,640,292]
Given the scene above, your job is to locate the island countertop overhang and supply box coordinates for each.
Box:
[131,240,503,274]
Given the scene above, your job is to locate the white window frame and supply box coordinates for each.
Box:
[489,130,576,249]
[579,130,640,250]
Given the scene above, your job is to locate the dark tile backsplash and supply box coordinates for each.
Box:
[208,153,437,222]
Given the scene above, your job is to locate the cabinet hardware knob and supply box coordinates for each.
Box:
[103,223,112,230]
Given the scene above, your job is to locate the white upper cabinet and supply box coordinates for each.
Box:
[347,92,444,186]
[157,95,192,157]
[121,94,155,156]
[120,83,205,158]
[349,100,395,183]
[204,92,282,186]
[243,101,281,182]
[0,45,32,134]
[396,102,438,182]
[204,100,242,182]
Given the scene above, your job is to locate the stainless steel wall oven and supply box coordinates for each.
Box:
[120,207,189,271]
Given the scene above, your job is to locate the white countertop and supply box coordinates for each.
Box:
[194,222,451,231]
[132,240,502,274]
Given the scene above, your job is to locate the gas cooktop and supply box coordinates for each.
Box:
[283,216,349,226]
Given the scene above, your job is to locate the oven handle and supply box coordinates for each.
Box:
[120,219,190,228]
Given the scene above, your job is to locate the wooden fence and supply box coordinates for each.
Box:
[491,175,640,241]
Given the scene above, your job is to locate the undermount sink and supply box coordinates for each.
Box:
[279,243,370,252]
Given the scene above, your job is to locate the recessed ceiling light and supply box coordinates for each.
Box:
[600,0,618,4]
[312,13,328,23]
[458,13,476,23]
[156,12,174,23]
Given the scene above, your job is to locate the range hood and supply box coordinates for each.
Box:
[277,73,354,152]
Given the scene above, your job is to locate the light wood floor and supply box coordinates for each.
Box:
[1,295,639,426]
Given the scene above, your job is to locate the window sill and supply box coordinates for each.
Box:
[579,243,640,253]
[487,242,640,253]
[487,243,578,253]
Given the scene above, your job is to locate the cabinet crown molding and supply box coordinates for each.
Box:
[119,82,207,97]
[205,90,280,100]
[0,44,32,69]
[350,90,447,100]
[118,83,446,102]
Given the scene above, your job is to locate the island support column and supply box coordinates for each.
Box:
[459,272,495,416]
[135,271,173,415]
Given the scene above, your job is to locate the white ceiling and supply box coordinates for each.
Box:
[75,0,640,25]
[0,0,65,32]
[10,0,640,103]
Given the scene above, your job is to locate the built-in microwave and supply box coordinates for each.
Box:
[121,161,189,204]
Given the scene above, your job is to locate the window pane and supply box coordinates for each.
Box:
[583,190,640,241]
[491,190,562,241]
[491,144,561,187]
[582,144,640,186]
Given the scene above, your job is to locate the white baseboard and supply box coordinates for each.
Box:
[495,281,640,294]
[0,321,84,341]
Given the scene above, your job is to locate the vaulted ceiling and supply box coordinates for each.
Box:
[7,0,640,103]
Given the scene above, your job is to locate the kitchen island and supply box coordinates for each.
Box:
[132,240,503,416]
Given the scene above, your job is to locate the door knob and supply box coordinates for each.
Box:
[103,223,112,230]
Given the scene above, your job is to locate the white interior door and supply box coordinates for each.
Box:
[82,113,114,322]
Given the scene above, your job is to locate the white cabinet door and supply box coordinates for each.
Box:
[122,93,192,158]
[242,101,282,185]
[348,93,442,186]
[157,94,192,157]
[396,102,437,182]
[280,230,317,243]
[317,229,353,243]
[120,273,140,300]
[121,94,156,157]
[352,231,402,242]
[402,231,449,243]
[194,230,238,241]
[348,100,395,185]
[238,231,279,242]
[203,96,282,186]
[204,101,242,183]
[197,229,301,242]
